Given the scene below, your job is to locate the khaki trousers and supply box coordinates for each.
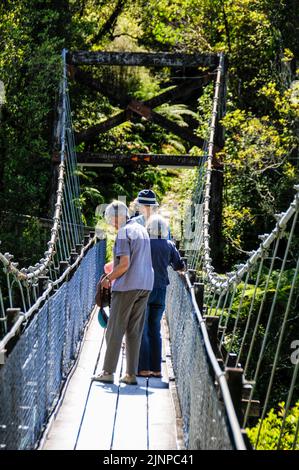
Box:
[103,289,150,375]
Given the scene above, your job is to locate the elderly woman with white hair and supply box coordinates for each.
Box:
[138,214,185,378]
[93,200,154,385]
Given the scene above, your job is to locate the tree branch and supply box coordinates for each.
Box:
[91,0,126,44]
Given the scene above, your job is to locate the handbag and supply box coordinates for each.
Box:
[98,307,109,328]
[95,274,111,328]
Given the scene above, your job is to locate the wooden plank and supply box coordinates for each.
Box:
[42,308,105,450]
[75,378,120,449]
[147,376,177,450]
[67,51,219,68]
[75,341,125,450]
[42,312,180,451]
[111,374,148,450]
[76,152,205,167]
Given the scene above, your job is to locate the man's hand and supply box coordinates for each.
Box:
[100,255,130,288]
[177,269,186,277]
[101,276,111,289]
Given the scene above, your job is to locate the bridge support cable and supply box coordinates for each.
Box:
[180,48,299,449]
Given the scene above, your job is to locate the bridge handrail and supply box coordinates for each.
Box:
[204,188,299,290]
[0,234,98,359]
[185,272,247,450]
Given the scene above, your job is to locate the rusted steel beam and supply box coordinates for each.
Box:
[145,77,209,109]
[126,100,203,146]
[150,110,203,147]
[71,66,210,109]
[76,152,205,167]
[67,51,219,68]
[70,67,128,107]
[76,111,127,143]
[127,100,152,118]
[74,68,209,144]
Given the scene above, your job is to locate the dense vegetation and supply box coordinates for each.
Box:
[0,0,298,449]
[0,0,298,265]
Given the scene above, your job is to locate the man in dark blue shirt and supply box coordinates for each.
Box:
[130,189,159,226]
[138,214,185,377]
[131,188,171,239]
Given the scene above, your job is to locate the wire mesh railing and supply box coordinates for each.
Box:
[165,269,246,450]
[0,239,105,450]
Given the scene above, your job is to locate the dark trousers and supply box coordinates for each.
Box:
[138,287,166,373]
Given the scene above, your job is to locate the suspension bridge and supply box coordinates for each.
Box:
[0,49,298,452]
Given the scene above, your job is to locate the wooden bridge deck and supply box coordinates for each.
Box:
[40,308,180,451]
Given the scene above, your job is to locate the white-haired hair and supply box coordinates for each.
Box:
[105,200,129,225]
[146,214,169,239]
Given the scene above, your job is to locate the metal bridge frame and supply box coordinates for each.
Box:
[64,49,227,267]
[65,50,224,168]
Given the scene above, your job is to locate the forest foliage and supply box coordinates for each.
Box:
[0,0,298,450]
[0,0,298,266]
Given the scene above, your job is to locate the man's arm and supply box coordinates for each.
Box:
[101,255,130,287]
[170,244,185,272]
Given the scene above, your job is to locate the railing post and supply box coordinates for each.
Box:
[193,282,204,311]
[204,315,220,357]
[38,276,49,297]
[188,268,197,285]
[70,249,78,265]
[181,256,188,270]
[84,234,90,246]
[241,380,260,421]
[4,308,22,359]
[0,348,6,366]
[59,261,69,277]
[6,308,21,331]
[227,352,238,368]
[75,243,83,254]
[225,367,244,424]
[0,314,7,338]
